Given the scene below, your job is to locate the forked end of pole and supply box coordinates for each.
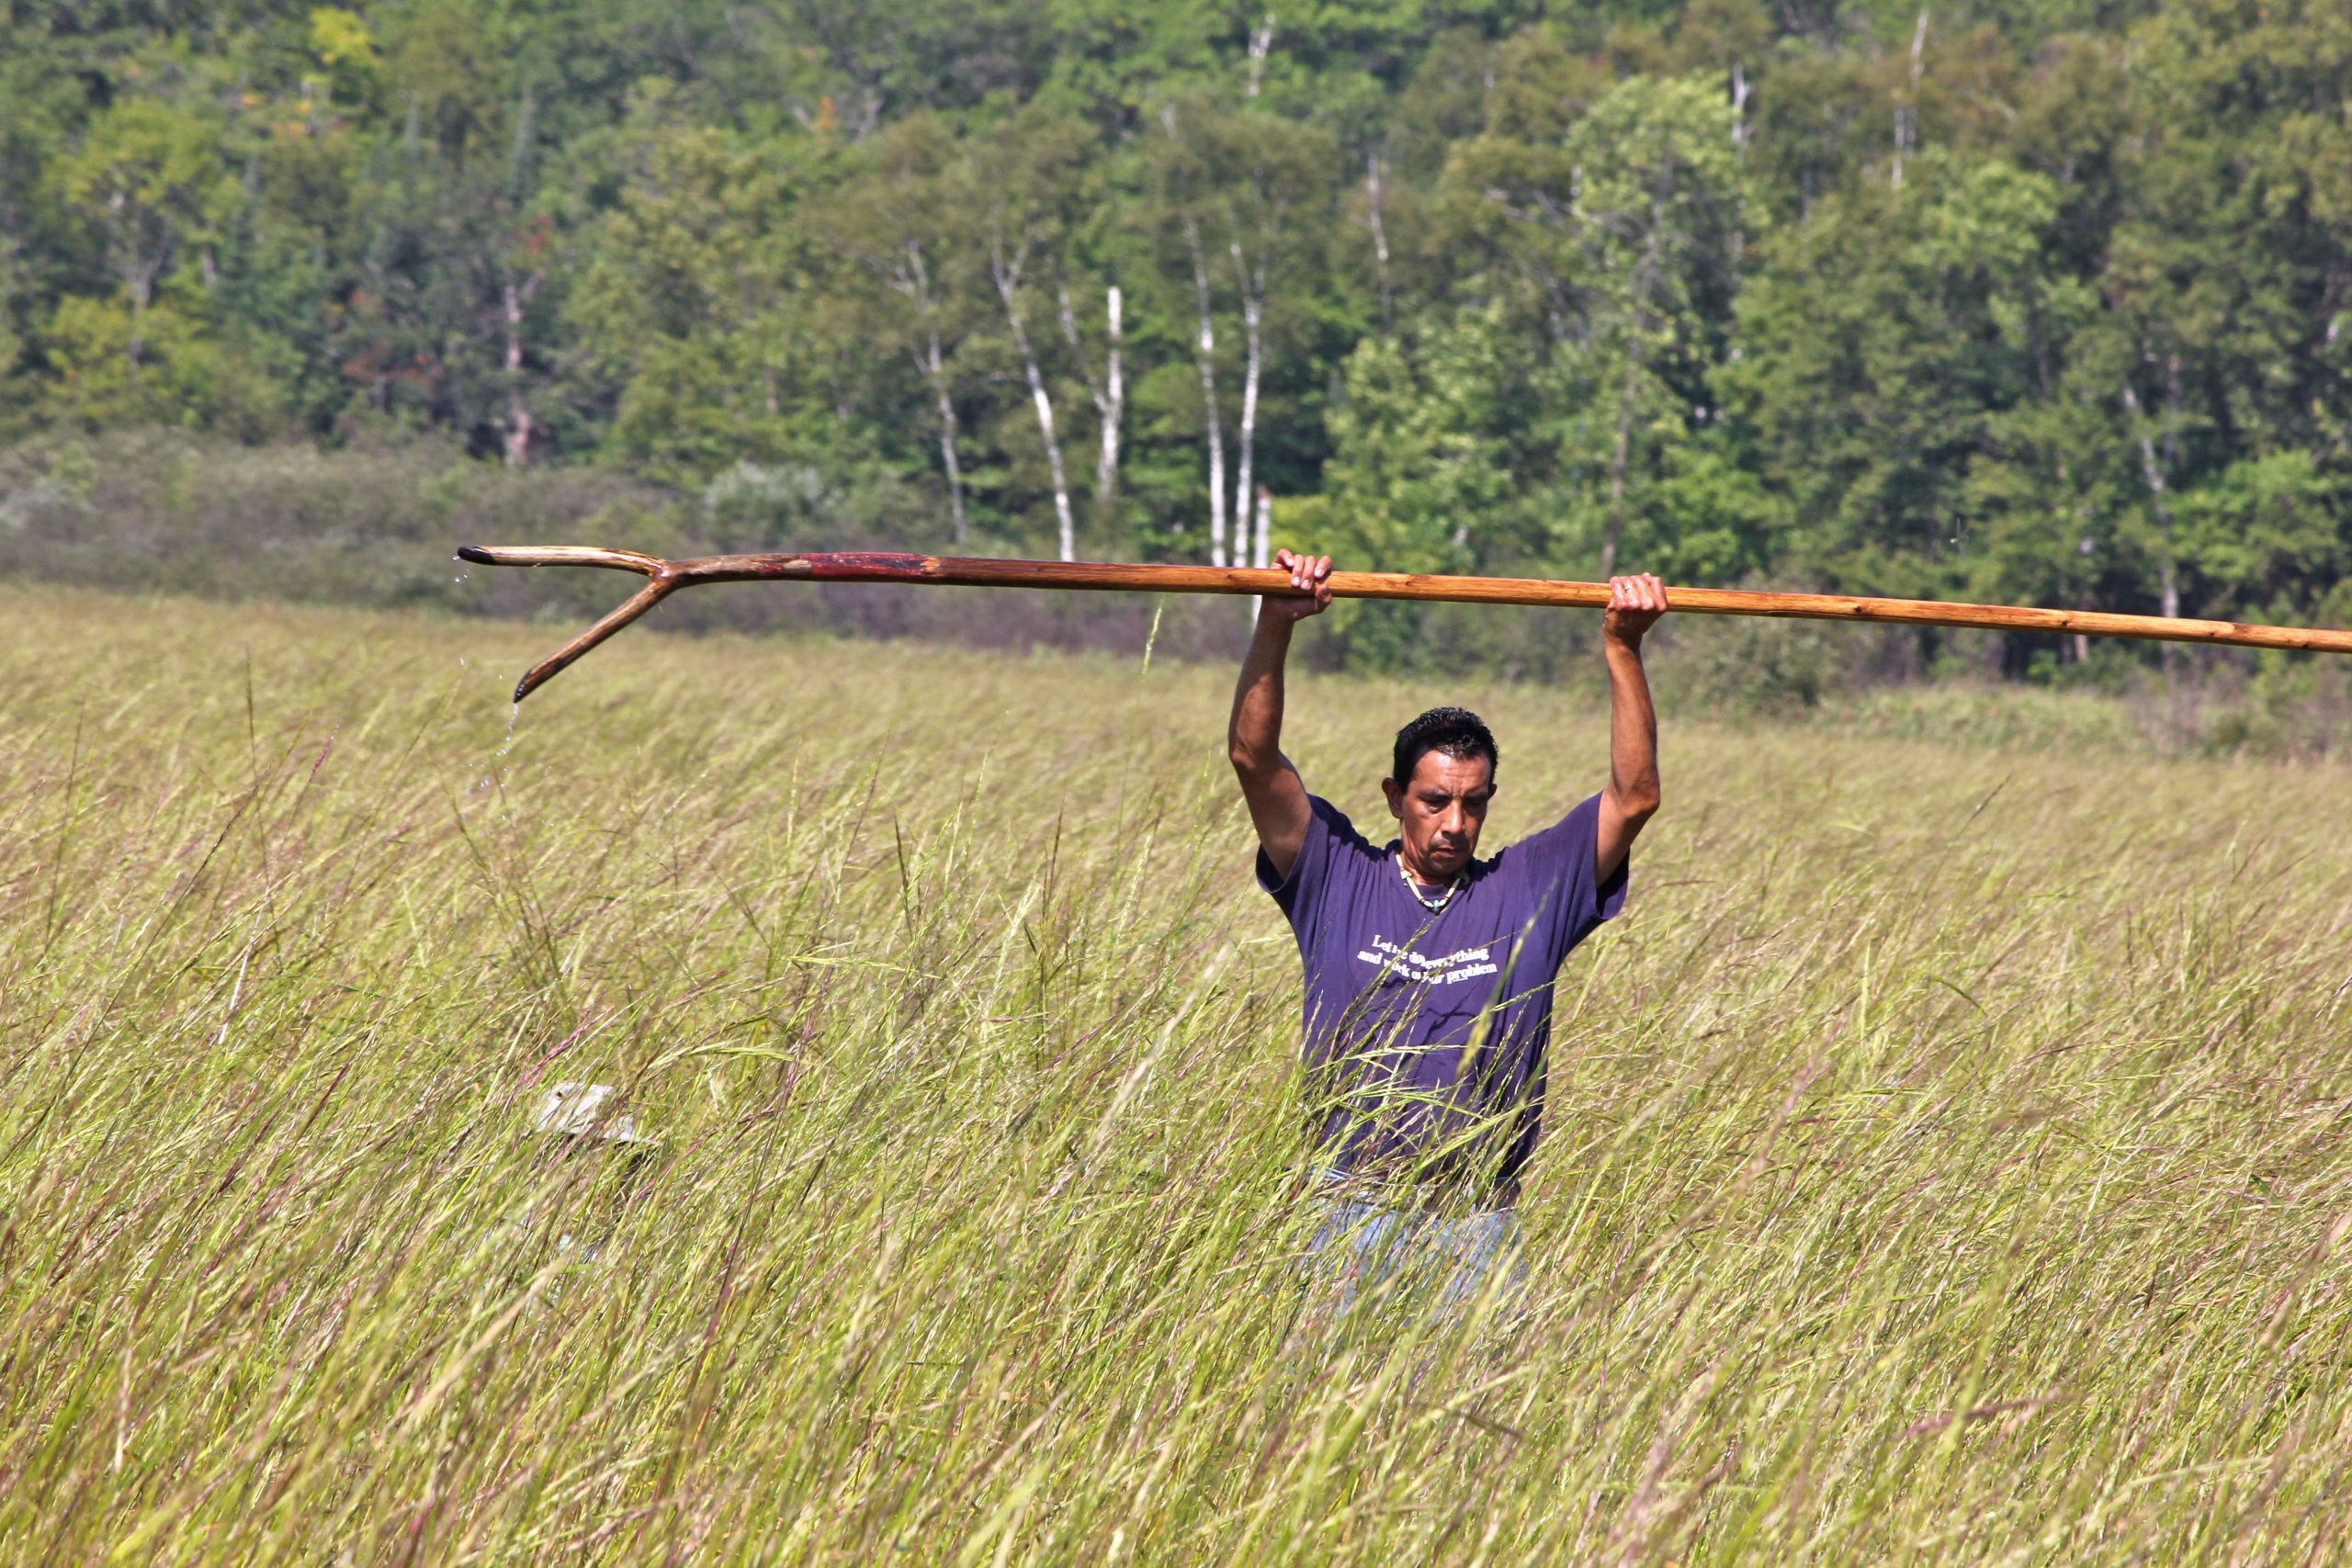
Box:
[509,575,678,702]
[457,543,687,700]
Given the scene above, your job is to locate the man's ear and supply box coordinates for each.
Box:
[1380,776,1403,819]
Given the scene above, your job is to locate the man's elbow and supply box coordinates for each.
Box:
[1229,739,1276,779]
[1609,784,1661,826]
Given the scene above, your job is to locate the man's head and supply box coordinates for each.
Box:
[1381,707,1498,884]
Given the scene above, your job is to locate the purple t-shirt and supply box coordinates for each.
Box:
[1256,792,1627,1205]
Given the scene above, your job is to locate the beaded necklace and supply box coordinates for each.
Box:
[1396,852,1463,914]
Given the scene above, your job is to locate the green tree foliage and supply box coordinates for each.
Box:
[1285,310,1510,667]
[1548,73,1748,578]
[1726,154,2081,598]
[570,108,855,487]
[2,0,2349,675]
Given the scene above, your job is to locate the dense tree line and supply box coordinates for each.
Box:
[3,0,2348,672]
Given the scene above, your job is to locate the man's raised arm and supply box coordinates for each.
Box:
[1228,549,1334,881]
[1596,573,1668,882]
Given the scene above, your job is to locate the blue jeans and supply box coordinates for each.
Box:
[1301,1175,1527,1325]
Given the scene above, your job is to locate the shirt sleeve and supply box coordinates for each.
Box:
[1255,795,1363,945]
[1507,792,1629,956]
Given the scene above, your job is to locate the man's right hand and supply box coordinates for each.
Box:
[1265,549,1335,621]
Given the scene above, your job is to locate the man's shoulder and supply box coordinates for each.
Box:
[1302,791,1354,833]
[1260,792,1384,910]
[1302,794,1385,863]
[1485,794,1604,872]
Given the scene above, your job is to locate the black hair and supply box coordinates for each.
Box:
[1390,706,1498,787]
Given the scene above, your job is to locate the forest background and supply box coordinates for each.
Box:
[2,0,2349,692]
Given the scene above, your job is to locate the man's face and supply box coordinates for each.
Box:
[1381,749,1494,883]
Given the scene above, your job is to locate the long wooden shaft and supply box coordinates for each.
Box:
[457,545,2352,702]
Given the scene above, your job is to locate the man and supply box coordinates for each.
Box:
[1228,548,1668,1318]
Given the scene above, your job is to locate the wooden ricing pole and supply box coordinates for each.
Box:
[456,545,2352,703]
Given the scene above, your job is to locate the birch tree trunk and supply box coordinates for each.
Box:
[1100,286,1123,511]
[1893,10,1928,188]
[1184,216,1229,567]
[895,242,967,541]
[1230,239,1264,569]
[1253,484,1272,572]
[125,254,160,368]
[1727,68,1751,274]
[992,250,1078,561]
[1366,153,1393,336]
[500,269,543,468]
[2121,374,2180,680]
[2121,379,2180,619]
[918,331,967,541]
[1058,283,1123,516]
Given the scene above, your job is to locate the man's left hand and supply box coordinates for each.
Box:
[1604,573,1668,647]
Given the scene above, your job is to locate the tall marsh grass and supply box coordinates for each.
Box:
[3,589,2348,1562]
